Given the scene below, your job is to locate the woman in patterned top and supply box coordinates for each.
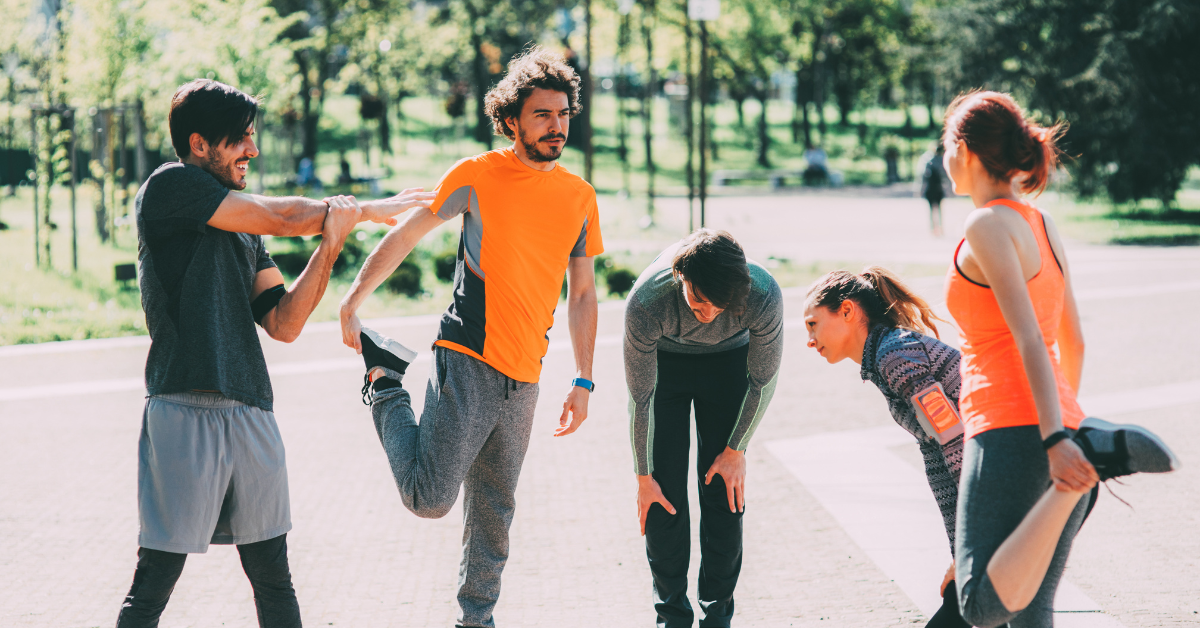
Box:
[803,266,969,628]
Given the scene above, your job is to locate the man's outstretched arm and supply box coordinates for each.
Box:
[210,188,435,237]
[555,255,598,437]
[339,208,446,352]
[252,196,361,343]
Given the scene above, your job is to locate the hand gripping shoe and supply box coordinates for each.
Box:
[1072,417,1181,481]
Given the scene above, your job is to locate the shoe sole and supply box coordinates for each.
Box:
[1080,417,1181,473]
[360,326,418,364]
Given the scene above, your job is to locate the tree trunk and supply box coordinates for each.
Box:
[583,0,594,183]
[378,95,391,154]
[792,65,803,144]
[296,52,315,163]
[757,94,770,168]
[802,100,811,148]
[927,78,938,131]
[134,99,147,183]
[641,0,656,220]
[469,8,492,148]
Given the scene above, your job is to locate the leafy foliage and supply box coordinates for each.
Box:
[938,0,1200,205]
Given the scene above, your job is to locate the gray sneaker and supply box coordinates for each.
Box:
[1073,417,1181,481]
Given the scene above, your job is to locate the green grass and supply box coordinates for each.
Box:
[1043,183,1200,246]
[272,93,939,197]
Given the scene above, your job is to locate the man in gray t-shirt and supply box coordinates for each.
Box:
[116,79,433,628]
[624,229,783,628]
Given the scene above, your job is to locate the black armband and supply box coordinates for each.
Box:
[252,284,287,325]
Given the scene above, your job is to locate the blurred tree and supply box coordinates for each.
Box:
[713,0,789,167]
[0,0,35,151]
[65,0,152,107]
[939,0,1200,205]
[447,0,561,148]
[336,0,427,157]
[270,0,392,161]
[821,0,909,126]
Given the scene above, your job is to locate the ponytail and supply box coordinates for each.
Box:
[805,266,947,338]
[943,90,1066,196]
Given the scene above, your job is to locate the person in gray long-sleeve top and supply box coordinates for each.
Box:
[624,229,783,628]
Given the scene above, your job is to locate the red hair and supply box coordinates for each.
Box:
[943,91,1065,196]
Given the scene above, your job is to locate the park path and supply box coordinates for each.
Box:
[1,193,1198,627]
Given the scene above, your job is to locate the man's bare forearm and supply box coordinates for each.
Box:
[260,195,329,236]
[269,238,343,341]
[567,288,597,380]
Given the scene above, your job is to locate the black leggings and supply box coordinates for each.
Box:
[116,534,301,628]
[645,346,749,628]
[955,427,1096,628]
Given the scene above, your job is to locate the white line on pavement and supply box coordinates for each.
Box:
[766,427,1126,626]
[1075,280,1200,302]
[0,334,625,402]
[1078,380,1200,417]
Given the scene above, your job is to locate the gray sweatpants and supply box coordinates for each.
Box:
[370,346,538,628]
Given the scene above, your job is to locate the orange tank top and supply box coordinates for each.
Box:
[944,198,1085,439]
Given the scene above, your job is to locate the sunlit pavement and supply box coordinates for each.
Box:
[2,193,1198,627]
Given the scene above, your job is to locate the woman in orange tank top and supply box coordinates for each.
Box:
[942,91,1178,628]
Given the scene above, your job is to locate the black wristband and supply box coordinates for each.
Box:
[1042,430,1071,450]
[252,284,287,325]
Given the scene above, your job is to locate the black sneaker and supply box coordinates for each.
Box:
[1073,417,1181,481]
[359,326,417,405]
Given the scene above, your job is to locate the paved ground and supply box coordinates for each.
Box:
[2,193,1198,627]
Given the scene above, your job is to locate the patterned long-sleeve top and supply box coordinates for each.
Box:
[625,243,784,475]
[860,324,964,554]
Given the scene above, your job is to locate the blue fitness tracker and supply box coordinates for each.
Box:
[571,377,595,392]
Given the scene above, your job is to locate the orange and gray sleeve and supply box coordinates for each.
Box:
[430,160,476,220]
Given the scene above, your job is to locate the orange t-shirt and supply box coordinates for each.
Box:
[428,147,604,382]
[944,199,1085,438]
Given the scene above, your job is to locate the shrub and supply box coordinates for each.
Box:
[434,252,457,283]
[384,259,423,296]
[270,251,310,278]
[606,267,637,297]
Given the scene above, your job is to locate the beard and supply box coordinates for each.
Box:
[517,126,565,163]
[202,151,249,190]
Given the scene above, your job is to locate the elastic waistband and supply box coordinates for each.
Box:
[151,391,245,409]
[658,345,749,361]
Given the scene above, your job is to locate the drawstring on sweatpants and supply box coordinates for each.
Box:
[503,375,516,400]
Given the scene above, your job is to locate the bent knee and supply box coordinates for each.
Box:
[406,494,456,519]
[958,589,1019,628]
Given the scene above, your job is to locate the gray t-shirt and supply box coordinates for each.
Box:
[136,162,278,411]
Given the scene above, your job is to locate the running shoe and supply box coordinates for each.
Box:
[359,326,417,405]
[1073,417,1181,481]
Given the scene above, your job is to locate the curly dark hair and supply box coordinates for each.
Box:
[484,46,581,140]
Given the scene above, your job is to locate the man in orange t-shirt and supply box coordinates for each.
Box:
[338,47,602,628]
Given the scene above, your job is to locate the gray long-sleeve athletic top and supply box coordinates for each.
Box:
[624,243,784,475]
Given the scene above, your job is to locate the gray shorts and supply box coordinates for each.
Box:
[138,392,291,553]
